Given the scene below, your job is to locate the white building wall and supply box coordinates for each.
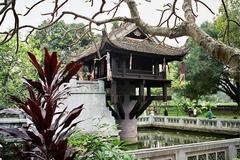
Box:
[61,79,117,136]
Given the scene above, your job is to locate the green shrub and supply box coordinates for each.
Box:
[69,133,137,160]
[0,137,25,160]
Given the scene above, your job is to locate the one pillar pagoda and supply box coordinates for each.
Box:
[77,23,188,142]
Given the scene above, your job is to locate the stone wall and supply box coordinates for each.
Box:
[61,79,117,136]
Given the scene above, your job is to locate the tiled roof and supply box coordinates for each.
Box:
[77,23,188,60]
[111,37,187,56]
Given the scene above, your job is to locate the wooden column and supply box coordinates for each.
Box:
[163,70,166,79]
[111,79,117,104]
[154,62,159,79]
[111,56,117,76]
[122,58,126,77]
[147,87,151,98]
[140,80,145,103]
[162,83,167,102]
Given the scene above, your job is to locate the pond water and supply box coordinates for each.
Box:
[132,128,236,149]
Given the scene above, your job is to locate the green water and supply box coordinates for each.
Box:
[135,128,236,149]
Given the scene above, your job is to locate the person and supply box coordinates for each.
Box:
[164,108,168,116]
[206,109,214,119]
[188,109,193,117]
[193,108,197,117]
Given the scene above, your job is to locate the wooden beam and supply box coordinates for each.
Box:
[106,96,171,101]
[132,96,171,101]
[117,100,125,119]
[106,101,120,119]
[135,98,153,118]
[129,100,140,119]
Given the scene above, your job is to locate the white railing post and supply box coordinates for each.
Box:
[228,144,237,160]
[216,119,222,128]
[179,118,184,126]
[196,118,200,127]
[149,114,154,125]
[176,150,186,160]
[164,116,167,125]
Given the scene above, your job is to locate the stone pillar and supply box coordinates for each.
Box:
[117,81,138,143]
[118,118,137,143]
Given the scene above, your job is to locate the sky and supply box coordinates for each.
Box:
[0,0,221,46]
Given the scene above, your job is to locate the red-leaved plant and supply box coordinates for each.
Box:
[0,48,83,160]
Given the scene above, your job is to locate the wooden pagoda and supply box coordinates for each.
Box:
[77,23,188,141]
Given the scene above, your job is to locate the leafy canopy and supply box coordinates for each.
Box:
[0,38,40,108]
[32,20,100,63]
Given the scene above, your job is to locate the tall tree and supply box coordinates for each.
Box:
[178,22,222,101]
[32,20,96,63]
[180,20,240,107]
[214,0,240,108]
[218,71,240,108]
[0,0,239,82]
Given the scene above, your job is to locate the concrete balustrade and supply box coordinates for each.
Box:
[0,118,27,128]
[0,109,27,129]
[129,138,240,160]
[137,115,240,135]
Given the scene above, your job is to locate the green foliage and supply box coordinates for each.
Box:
[215,0,240,48]
[0,38,39,107]
[0,48,82,160]
[69,133,137,160]
[214,0,240,107]
[32,20,100,63]
[172,97,188,116]
[0,136,31,160]
[0,137,15,159]
[201,101,217,111]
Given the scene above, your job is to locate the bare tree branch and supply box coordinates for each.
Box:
[156,0,184,28]
[0,0,13,14]
[23,0,45,16]
[194,0,215,15]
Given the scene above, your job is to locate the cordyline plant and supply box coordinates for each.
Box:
[0,48,83,160]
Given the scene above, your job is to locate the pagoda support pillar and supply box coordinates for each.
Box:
[116,81,138,143]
